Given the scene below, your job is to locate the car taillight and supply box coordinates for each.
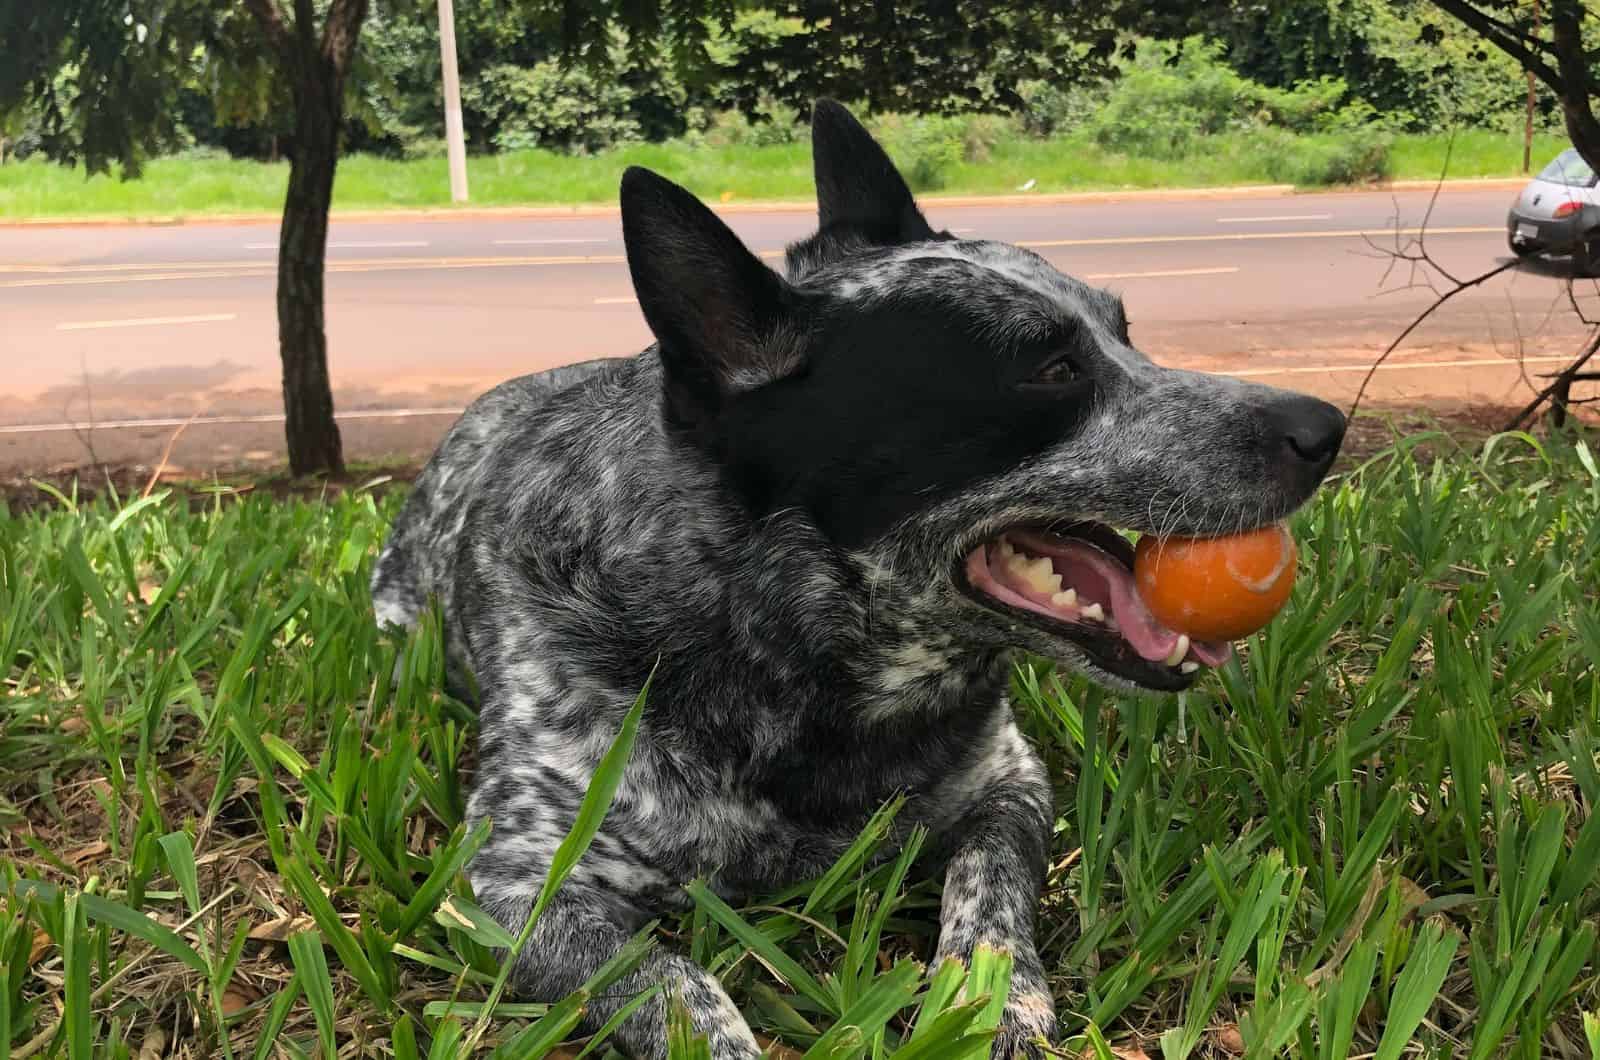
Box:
[1554,200,1584,218]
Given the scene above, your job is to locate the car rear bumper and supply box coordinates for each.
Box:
[1507,207,1587,253]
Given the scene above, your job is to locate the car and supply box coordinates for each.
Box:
[1507,146,1600,274]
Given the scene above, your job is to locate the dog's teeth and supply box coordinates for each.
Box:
[1051,589,1077,608]
[1180,661,1201,674]
[1018,556,1060,594]
[1164,634,1191,667]
[996,537,1016,558]
[1081,602,1105,622]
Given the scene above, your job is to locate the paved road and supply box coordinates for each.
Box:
[3,185,1596,473]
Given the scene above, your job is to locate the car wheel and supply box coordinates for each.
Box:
[1577,236,1600,277]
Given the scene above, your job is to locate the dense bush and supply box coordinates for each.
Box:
[1086,39,1373,159]
[1015,80,1105,138]
[1258,128,1395,185]
[464,62,646,154]
[683,95,806,149]
[1213,0,1567,135]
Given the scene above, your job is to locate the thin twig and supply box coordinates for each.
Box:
[1503,326,1600,430]
[1349,260,1520,418]
[142,412,200,499]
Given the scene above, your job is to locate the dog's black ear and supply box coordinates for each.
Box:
[621,166,802,405]
[811,99,938,242]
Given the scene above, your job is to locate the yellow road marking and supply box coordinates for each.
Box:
[2,269,277,289]
[1220,354,1574,379]
[0,407,469,435]
[0,226,1503,290]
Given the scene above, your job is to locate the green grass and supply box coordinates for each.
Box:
[0,128,1571,220]
[1388,131,1573,181]
[3,423,1599,1058]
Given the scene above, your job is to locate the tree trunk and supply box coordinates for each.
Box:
[277,58,345,476]
[1550,0,1600,174]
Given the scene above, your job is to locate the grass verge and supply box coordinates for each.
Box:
[2,423,1599,1057]
[0,129,1569,220]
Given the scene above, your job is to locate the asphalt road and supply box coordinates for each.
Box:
[4,184,1597,473]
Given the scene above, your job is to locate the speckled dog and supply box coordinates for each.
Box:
[371,101,1346,1058]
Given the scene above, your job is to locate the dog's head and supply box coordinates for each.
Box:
[620,101,1345,693]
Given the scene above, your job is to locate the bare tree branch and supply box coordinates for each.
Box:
[1349,259,1521,418]
[1505,327,1600,430]
[1431,0,1564,90]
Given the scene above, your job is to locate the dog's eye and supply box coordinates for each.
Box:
[1029,354,1080,386]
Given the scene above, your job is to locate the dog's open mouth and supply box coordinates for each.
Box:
[960,524,1233,690]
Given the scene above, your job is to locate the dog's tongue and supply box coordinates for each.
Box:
[1002,532,1233,667]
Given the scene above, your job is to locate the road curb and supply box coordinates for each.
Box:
[0,177,1529,230]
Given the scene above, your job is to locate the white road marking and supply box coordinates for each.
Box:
[593,296,637,304]
[244,240,430,249]
[1085,266,1239,280]
[1216,214,1334,223]
[1219,354,1576,379]
[1021,225,1499,248]
[55,313,237,331]
[493,237,610,245]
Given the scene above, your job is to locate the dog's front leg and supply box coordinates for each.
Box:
[481,887,762,1060]
[934,726,1057,1059]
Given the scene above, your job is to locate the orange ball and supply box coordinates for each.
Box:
[1133,524,1297,642]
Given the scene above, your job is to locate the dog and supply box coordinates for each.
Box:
[371,100,1345,1058]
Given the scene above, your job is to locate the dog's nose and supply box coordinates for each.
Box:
[1265,395,1346,467]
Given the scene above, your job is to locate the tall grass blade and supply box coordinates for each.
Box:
[288,931,338,1060]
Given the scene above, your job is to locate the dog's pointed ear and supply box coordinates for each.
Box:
[811,99,938,242]
[621,167,802,406]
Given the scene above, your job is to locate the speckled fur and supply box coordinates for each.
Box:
[372,102,1342,1058]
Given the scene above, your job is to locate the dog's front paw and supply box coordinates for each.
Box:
[988,986,1057,1059]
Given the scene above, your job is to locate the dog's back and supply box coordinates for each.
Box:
[370,357,622,640]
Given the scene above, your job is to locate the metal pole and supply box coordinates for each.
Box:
[1524,0,1540,174]
[437,0,468,203]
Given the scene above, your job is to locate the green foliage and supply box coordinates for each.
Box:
[1088,38,1374,159]
[466,62,645,155]
[1210,0,1583,136]
[865,115,969,191]
[1260,128,1396,186]
[0,0,221,176]
[684,95,806,149]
